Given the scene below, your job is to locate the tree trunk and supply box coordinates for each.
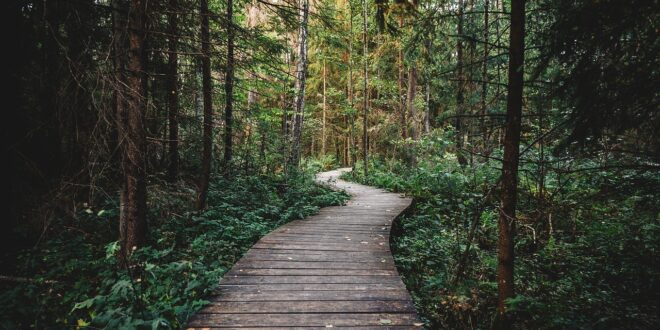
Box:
[494,0,525,327]
[197,0,213,209]
[347,1,357,171]
[119,0,148,260]
[322,59,327,155]
[455,0,467,165]
[223,0,235,174]
[362,0,368,178]
[166,0,179,181]
[407,67,418,140]
[290,0,309,167]
[398,18,407,140]
[480,0,490,152]
[424,81,430,134]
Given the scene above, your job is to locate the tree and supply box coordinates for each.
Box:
[290,0,310,167]
[197,0,213,209]
[362,0,369,177]
[118,0,148,260]
[455,0,467,165]
[495,0,525,326]
[223,0,235,174]
[167,0,179,181]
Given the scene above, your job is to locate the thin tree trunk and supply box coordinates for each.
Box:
[424,81,430,134]
[407,67,418,140]
[347,2,357,171]
[290,0,309,167]
[322,59,327,155]
[223,0,235,174]
[495,0,525,327]
[362,0,368,178]
[167,0,179,181]
[197,0,213,209]
[480,0,490,154]
[456,0,467,165]
[398,18,407,140]
[119,0,148,260]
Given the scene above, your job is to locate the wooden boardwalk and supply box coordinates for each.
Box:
[187,168,422,329]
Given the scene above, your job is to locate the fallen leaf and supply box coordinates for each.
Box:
[379,319,393,325]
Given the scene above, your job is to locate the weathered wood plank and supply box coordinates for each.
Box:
[220,275,403,285]
[242,251,394,263]
[227,268,398,276]
[188,312,421,327]
[209,289,411,302]
[216,283,403,291]
[197,300,416,314]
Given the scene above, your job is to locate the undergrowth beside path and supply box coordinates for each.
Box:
[343,153,659,329]
[0,172,348,328]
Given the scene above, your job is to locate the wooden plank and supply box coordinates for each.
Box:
[197,300,416,314]
[226,268,398,276]
[217,283,403,291]
[220,275,402,285]
[242,252,394,263]
[233,261,393,270]
[187,327,422,330]
[187,312,421,327]
[252,243,389,252]
[257,240,389,248]
[210,289,411,302]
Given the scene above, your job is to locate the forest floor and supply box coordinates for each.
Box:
[186,168,423,328]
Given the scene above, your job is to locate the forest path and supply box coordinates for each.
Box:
[186,168,422,329]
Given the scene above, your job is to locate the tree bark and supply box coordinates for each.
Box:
[167,0,179,181]
[290,0,309,167]
[455,0,467,165]
[362,0,368,178]
[480,0,490,152]
[119,0,148,260]
[407,67,418,140]
[347,1,357,171]
[322,59,327,155]
[197,0,213,209]
[424,81,430,134]
[494,0,525,327]
[223,0,235,174]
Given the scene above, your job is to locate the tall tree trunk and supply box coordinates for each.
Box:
[322,59,327,155]
[223,0,235,174]
[347,2,357,171]
[495,0,525,327]
[424,80,430,134]
[167,0,179,181]
[119,0,148,260]
[197,0,213,209]
[480,0,490,152]
[290,0,309,167]
[362,0,368,178]
[455,0,467,165]
[398,18,407,140]
[407,67,418,140]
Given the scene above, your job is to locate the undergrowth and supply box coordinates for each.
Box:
[0,171,349,328]
[343,131,660,329]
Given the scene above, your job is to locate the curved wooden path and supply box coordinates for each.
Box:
[187,168,422,329]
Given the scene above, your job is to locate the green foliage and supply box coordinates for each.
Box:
[0,172,348,328]
[344,130,660,328]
